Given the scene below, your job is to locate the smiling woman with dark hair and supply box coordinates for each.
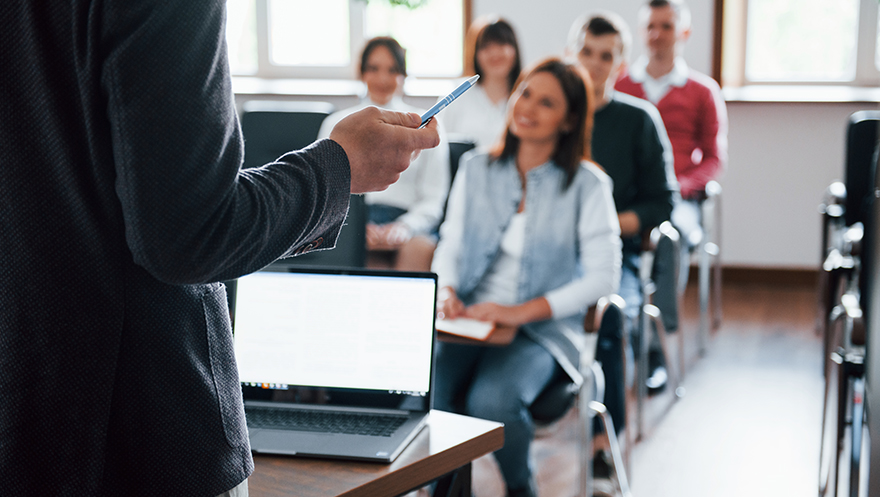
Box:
[431,58,621,497]
[440,16,522,148]
[319,36,449,271]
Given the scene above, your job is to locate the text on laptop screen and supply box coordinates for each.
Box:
[233,270,435,395]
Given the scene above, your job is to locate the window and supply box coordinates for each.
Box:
[721,0,880,87]
[225,0,466,79]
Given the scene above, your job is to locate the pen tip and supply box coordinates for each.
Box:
[468,75,480,84]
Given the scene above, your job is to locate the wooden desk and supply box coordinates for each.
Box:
[248,410,504,497]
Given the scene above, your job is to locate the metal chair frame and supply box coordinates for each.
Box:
[635,222,686,442]
[697,181,723,355]
[529,295,633,497]
[817,111,879,497]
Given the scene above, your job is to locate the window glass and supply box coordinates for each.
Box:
[268,0,351,67]
[745,0,859,82]
[226,0,258,75]
[365,0,463,77]
[225,0,463,78]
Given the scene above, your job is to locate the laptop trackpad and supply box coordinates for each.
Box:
[250,429,306,455]
[250,429,380,457]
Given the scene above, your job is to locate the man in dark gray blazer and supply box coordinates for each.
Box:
[0,1,439,495]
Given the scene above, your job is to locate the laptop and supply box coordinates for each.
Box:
[231,264,437,463]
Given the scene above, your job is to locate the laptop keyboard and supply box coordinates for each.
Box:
[245,407,407,437]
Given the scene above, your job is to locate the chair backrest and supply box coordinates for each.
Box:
[844,111,880,227]
[529,296,627,427]
[240,100,335,169]
[590,296,627,435]
[448,140,477,186]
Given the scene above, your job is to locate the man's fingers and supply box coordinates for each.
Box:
[410,118,440,150]
[378,109,440,150]
[378,109,422,129]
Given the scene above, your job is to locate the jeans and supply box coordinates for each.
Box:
[367,203,407,225]
[671,198,703,292]
[433,333,559,492]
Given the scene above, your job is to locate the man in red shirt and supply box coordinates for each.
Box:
[616,0,728,272]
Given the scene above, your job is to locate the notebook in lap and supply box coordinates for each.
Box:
[232,265,437,463]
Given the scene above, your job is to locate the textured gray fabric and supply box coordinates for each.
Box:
[0,1,350,495]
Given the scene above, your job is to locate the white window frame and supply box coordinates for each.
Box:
[238,0,467,80]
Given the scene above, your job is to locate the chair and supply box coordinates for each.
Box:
[819,287,866,497]
[635,222,686,442]
[437,140,477,229]
[529,295,632,497]
[816,111,879,497]
[448,140,477,185]
[239,100,335,169]
[817,181,847,343]
[238,99,368,269]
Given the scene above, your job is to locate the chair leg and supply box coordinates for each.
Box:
[636,299,650,442]
[619,329,634,474]
[579,371,594,497]
[645,304,685,399]
[709,241,722,331]
[698,239,711,356]
[712,189,723,331]
[589,401,633,497]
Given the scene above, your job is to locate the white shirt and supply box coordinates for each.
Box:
[438,83,508,150]
[471,211,525,306]
[626,56,690,105]
[318,97,450,235]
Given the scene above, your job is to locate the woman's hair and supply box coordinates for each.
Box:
[359,37,407,77]
[465,16,522,93]
[491,58,595,189]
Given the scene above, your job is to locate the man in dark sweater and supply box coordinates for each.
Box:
[0,2,439,495]
[568,12,678,318]
[568,12,679,400]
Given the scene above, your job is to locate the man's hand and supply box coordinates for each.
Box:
[329,107,440,194]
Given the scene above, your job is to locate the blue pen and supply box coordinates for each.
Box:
[419,75,480,128]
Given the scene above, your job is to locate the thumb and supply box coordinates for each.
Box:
[378,109,422,129]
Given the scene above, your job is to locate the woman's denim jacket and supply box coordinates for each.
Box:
[454,153,616,384]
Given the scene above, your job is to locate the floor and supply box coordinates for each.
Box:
[464,277,823,497]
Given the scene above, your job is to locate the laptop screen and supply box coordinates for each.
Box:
[232,266,437,410]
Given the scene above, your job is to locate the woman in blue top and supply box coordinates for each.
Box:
[431,58,621,497]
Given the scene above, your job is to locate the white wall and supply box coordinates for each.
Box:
[472,0,879,269]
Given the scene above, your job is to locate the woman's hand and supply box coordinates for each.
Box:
[463,302,517,325]
[464,297,552,327]
[437,286,465,320]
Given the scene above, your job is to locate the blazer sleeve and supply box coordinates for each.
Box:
[100,0,351,285]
